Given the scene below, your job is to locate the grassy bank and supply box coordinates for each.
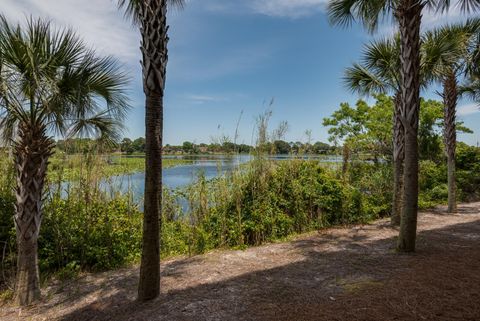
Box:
[48,153,190,181]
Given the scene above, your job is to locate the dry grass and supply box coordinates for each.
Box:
[1,203,479,321]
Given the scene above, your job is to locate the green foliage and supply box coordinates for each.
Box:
[418,160,448,209]
[55,261,81,281]
[2,142,480,283]
[456,143,480,201]
[348,162,392,217]
[324,95,472,163]
[323,94,393,159]
[40,193,143,272]
[48,153,188,182]
[0,154,15,288]
[418,99,443,161]
[159,159,376,256]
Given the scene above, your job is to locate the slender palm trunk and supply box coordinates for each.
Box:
[397,1,422,252]
[14,123,53,305]
[137,0,168,301]
[392,93,404,226]
[443,71,457,213]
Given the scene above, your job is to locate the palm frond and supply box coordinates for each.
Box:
[0,15,130,145]
[328,0,393,33]
[118,0,185,24]
[344,63,388,96]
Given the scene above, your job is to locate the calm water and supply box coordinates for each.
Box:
[103,154,251,199]
[97,154,343,207]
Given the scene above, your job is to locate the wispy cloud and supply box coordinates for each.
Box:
[201,0,328,18]
[185,94,228,104]
[458,104,480,116]
[2,0,139,64]
[375,0,478,37]
[169,42,274,81]
[249,0,328,18]
[203,0,476,21]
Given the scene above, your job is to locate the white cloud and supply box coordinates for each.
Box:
[2,0,139,64]
[201,0,328,18]
[376,0,478,36]
[249,0,328,18]
[422,2,478,30]
[458,104,480,116]
[202,0,476,22]
[185,94,228,104]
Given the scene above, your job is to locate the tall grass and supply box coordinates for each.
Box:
[158,111,389,256]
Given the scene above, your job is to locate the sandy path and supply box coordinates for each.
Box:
[1,202,479,320]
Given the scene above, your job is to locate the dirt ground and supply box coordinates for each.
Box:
[1,202,479,321]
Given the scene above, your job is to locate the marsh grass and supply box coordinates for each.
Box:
[158,112,389,257]
[48,151,189,182]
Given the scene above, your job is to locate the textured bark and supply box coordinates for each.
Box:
[391,93,404,226]
[443,71,457,213]
[396,1,422,252]
[14,122,54,305]
[137,0,168,302]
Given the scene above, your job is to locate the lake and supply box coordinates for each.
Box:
[98,154,343,207]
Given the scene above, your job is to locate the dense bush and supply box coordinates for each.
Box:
[456,143,480,202]
[347,161,393,217]
[161,159,375,257]
[418,160,448,209]
[40,195,142,272]
[416,143,480,208]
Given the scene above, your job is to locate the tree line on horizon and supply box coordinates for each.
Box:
[53,137,336,155]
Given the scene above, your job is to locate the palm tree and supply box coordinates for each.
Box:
[422,19,480,213]
[344,30,465,223]
[0,16,129,305]
[328,0,480,252]
[344,37,405,226]
[117,0,184,301]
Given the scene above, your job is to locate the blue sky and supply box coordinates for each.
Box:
[3,0,480,146]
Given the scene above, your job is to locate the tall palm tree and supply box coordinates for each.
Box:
[344,37,405,226]
[422,19,480,213]
[328,0,480,252]
[344,30,464,223]
[117,0,184,301]
[0,16,129,305]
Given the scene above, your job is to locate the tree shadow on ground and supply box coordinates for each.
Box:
[47,213,480,321]
[0,210,475,321]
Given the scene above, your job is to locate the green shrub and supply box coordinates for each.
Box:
[40,194,142,272]
[171,159,373,253]
[456,143,480,202]
[348,162,392,218]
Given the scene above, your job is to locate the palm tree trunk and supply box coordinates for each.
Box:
[396,1,422,252]
[443,71,457,213]
[14,123,54,305]
[392,93,404,226]
[137,0,168,302]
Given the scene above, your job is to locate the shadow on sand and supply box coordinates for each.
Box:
[25,210,480,320]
